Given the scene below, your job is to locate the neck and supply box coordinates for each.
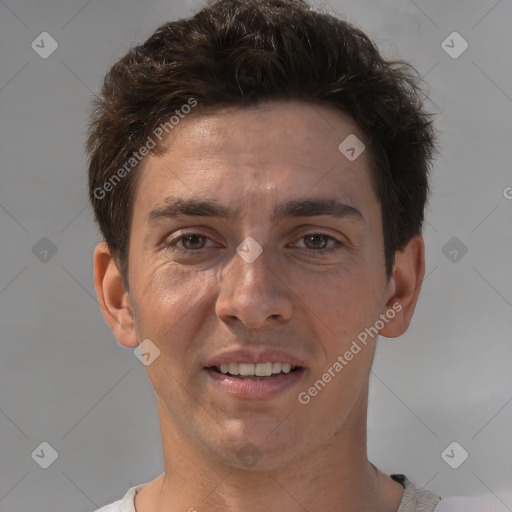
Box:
[137,392,403,512]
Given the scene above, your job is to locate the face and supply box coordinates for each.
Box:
[114,101,401,468]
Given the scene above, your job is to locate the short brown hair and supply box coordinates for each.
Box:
[87,0,435,288]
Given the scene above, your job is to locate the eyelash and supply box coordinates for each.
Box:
[291,233,342,255]
[164,232,343,256]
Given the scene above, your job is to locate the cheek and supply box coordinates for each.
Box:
[302,265,384,339]
[131,266,218,403]
[295,270,381,426]
[132,261,218,350]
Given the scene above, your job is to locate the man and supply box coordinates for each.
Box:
[87,0,456,510]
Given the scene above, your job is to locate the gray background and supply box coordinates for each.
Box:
[1,0,511,511]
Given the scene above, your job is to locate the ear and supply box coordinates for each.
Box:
[93,242,138,348]
[379,235,425,338]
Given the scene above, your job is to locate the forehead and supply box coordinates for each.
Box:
[158,101,365,165]
[134,100,376,217]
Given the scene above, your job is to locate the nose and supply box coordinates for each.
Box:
[215,245,294,329]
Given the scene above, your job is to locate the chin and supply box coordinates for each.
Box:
[211,418,309,470]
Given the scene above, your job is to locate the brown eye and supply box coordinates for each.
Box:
[179,234,207,250]
[302,234,331,250]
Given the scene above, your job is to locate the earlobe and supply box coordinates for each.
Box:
[379,235,425,339]
[93,242,138,348]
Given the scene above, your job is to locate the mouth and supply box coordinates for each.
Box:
[204,361,306,400]
[208,361,301,381]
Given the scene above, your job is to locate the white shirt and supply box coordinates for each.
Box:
[93,474,466,512]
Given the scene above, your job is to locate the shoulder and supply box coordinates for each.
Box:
[394,474,500,512]
[93,501,123,512]
[433,494,507,511]
[393,474,442,512]
[93,483,145,512]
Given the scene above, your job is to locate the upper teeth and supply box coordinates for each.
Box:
[217,362,295,376]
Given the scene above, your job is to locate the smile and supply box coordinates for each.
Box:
[205,364,305,399]
[212,361,299,379]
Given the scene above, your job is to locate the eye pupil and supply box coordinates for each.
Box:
[304,234,328,249]
[182,234,205,249]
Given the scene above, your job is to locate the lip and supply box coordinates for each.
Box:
[204,347,307,368]
[204,366,307,400]
[204,347,308,400]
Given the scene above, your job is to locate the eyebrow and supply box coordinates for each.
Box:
[146,196,364,225]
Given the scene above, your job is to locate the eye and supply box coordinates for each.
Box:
[164,233,218,252]
[295,233,340,251]
[178,233,208,250]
